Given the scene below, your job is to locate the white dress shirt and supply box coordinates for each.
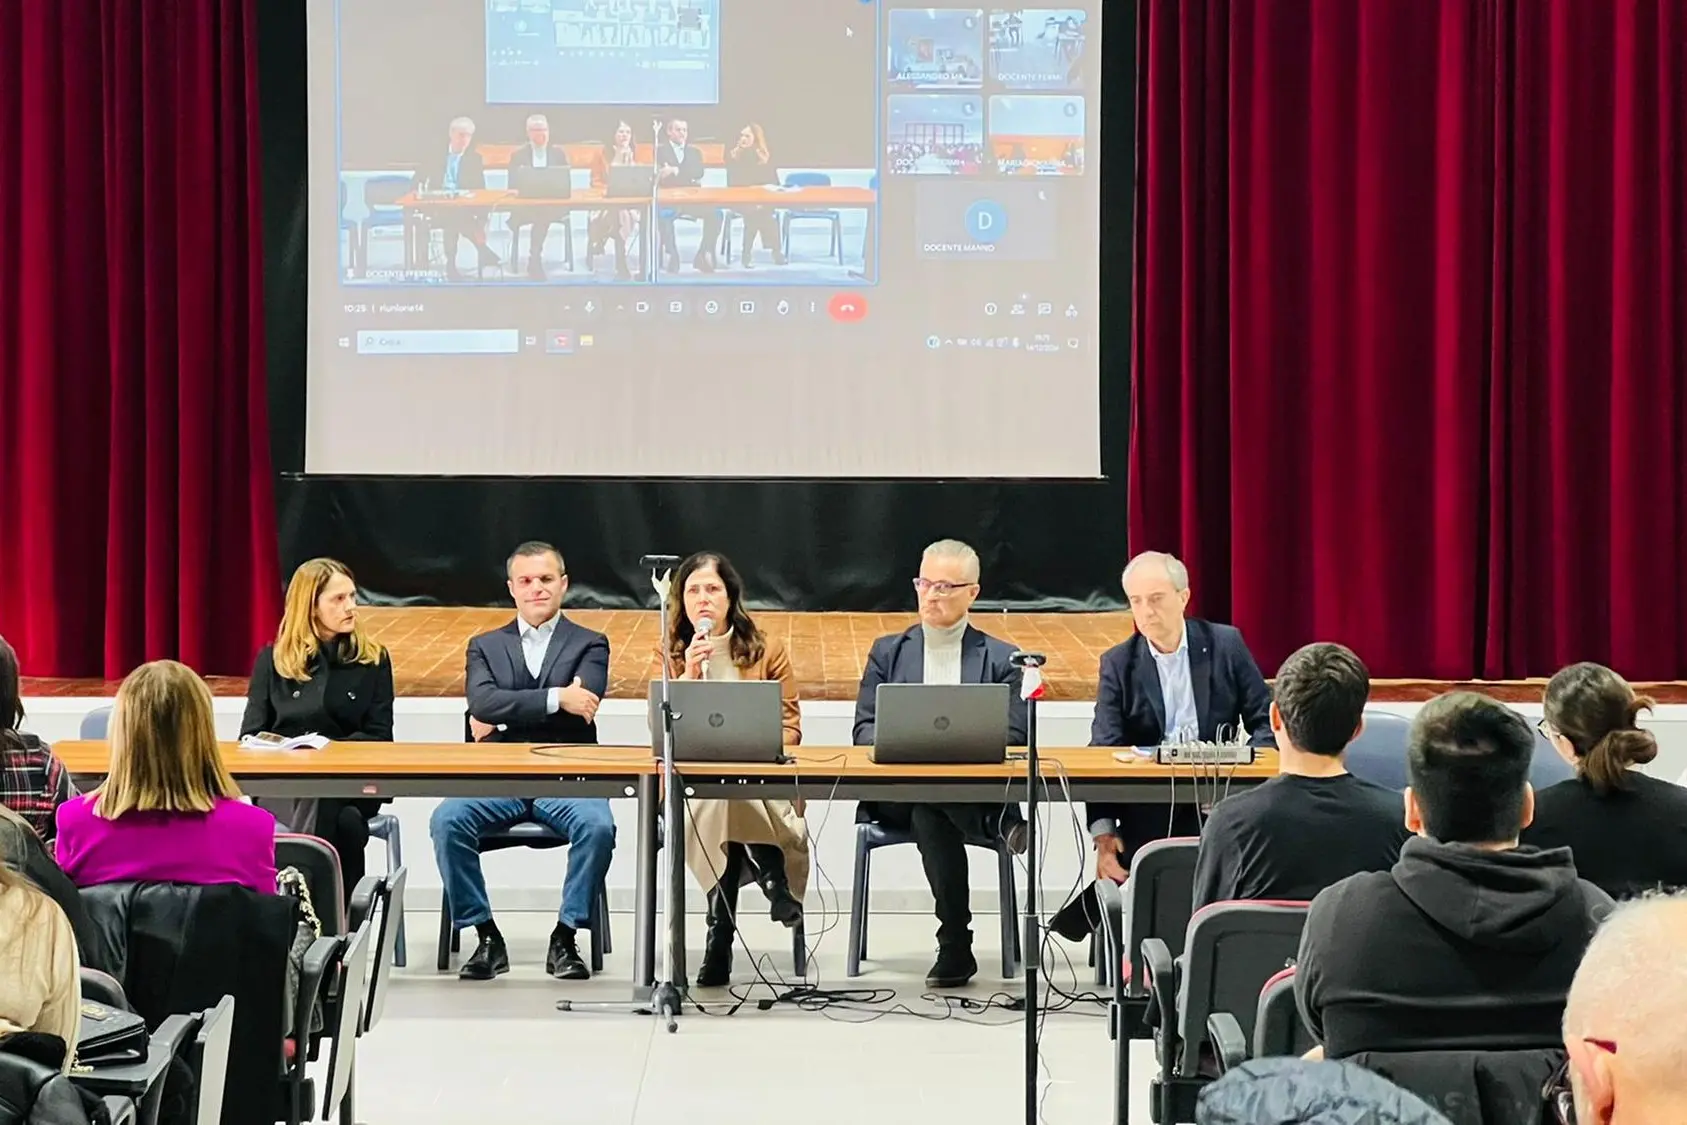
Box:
[530,144,548,169]
[1151,626,1199,742]
[518,613,562,714]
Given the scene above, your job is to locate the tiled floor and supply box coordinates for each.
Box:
[22,607,1687,703]
[356,910,1141,1125]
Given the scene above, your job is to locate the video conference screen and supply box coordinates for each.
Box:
[306,1,1104,477]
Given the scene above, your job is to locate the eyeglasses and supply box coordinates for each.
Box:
[1537,718,1556,739]
[913,578,978,598]
[1543,1039,1617,1125]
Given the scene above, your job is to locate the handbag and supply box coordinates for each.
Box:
[74,1000,149,1066]
[276,866,326,1035]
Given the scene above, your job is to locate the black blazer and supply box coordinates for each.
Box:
[435,147,486,191]
[1087,618,1272,749]
[465,615,610,744]
[508,143,573,176]
[653,139,705,186]
[851,623,1028,746]
[240,643,395,742]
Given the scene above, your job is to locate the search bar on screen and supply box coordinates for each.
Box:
[355,329,520,356]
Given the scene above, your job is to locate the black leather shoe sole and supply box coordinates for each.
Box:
[459,954,509,981]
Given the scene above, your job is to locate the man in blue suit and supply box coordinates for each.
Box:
[1087,551,1273,881]
[430,541,615,982]
[853,540,1028,988]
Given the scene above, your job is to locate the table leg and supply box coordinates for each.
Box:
[631,772,659,994]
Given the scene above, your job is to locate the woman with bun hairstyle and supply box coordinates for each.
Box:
[1522,661,1687,898]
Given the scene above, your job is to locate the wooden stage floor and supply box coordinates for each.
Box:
[21,608,1687,704]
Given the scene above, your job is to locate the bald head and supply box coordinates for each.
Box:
[1565,893,1687,1115]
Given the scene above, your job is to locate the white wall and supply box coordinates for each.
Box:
[24,695,1687,917]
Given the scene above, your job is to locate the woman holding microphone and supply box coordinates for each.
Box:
[666,551,806,987]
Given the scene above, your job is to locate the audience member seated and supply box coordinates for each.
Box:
[1192,643,1408,910]
[1521,662,1687,899]
[430,541,614,982]
[1557,892,1687,1125]
[1295,691,1611,1059]
[0,806,94,957]
[1087,551,1274,877]
[57,660,276,894]
[0,861,80,1072]
[666,551,806,989]
[852,539,1028,989]
[0,635,73,841]
[242,557,395,902]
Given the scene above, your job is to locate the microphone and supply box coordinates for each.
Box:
[696,615,713,679]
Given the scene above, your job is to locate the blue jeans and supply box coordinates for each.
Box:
[429,798,616,930]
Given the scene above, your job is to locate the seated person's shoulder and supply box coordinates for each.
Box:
[217,799,278,835]
[54,793,97,831]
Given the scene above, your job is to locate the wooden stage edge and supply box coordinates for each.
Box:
[20,608,1687,705]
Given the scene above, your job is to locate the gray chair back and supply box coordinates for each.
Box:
[80,706,113,739]
[190,995,236,1125]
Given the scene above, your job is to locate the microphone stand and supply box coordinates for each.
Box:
[649,119,663,282]
[558,554,687,1031]
[1010,650,1047,1125]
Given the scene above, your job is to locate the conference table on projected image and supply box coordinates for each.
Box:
[392,185,879,274]
[55,740,1275,999]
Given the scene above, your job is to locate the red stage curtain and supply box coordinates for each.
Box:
[0,0,280,678]
[1130,0,1687,681]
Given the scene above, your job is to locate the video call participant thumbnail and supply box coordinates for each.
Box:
[507,114,574,280]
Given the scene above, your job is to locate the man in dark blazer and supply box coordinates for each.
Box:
[429,541,614,983]
[653,117,721,273]
[1087,551,1273,876]
[428,116,500,280]
[852,540,1028,989]
[506,113,573,278]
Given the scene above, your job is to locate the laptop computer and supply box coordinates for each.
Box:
[869,683,1012,764]
[607,164,656,198]
[510,165,573,199]
[647,680,785,763]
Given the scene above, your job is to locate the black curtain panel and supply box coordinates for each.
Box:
[259,1,1136,612]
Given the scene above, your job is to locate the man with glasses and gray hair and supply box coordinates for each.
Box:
[506,113,573,279]
[428,116,501,280]
[851,539,1028,988]
[1554,892,1687,1125]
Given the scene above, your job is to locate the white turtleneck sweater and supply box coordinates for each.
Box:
[921,617,969,684]
[702,629,740,681]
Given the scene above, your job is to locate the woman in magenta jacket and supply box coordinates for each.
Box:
[57,660,275,894]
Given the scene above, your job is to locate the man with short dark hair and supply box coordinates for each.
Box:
[429,541,614,982]
[1296,691,1611,1059]
[1191,643,1407,909]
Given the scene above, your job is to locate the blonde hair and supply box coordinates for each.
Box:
[95,661,240,819]
[273,558,384,681]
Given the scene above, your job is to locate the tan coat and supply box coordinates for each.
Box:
[667,635,809,896]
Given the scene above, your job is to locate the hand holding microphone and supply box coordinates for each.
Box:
[685,615,715,679]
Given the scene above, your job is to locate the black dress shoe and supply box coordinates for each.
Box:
[746,844,802,928]
[925,944,978,989]
[1049,882,1102,943]
[545,926,590,981]
[459,933,510,980]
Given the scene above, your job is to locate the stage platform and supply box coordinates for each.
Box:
[20,608,1687,703]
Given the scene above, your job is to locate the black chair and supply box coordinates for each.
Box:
[846,820,1020,980]
[1208,966,1313,1072]
[275,834,348,934]
[79,968,128,1009]
[435,821,612,973]
[318,922,372,1125]
[0,1048,136,1125]
[1096,837,1201,1124]
[1142,900,1311,1124]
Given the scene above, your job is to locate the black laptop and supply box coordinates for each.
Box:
[510,165,573,199]
[607,164,656,197]
[646,681,785,763]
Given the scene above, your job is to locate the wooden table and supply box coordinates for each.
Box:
[393,185,877,276]
[55,741,1274,999]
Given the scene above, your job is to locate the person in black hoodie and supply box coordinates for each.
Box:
[1295,691,1612,1060]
